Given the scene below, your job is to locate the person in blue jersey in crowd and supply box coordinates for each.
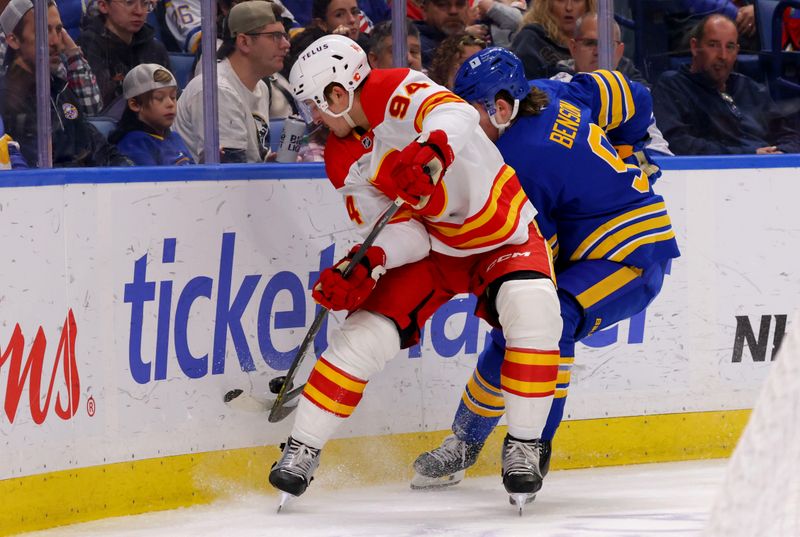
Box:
[411,47,681,494]
[110,64,194,165]
[0,116,28,169]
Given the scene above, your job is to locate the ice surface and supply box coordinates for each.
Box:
[21,459,727,537]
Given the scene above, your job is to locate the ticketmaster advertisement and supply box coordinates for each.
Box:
[1,167,798,481]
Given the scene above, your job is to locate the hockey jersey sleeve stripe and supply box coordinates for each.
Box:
[587,70,635,131]
[570,201,668,260]
[413,92,465,132]
[574,266,642,308]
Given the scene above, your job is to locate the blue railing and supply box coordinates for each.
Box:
[0,154,798,188]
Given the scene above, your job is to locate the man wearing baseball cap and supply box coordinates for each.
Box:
[174,0,290,163]
[0,0,132,167]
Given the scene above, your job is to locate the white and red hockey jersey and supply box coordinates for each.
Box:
[324,68,537,270]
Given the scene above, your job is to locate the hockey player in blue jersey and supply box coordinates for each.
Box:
[411,47,681,494]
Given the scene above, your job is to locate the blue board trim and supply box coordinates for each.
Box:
[0,155,797,188]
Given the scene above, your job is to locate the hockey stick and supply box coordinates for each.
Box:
[265,196,405,422]
[222,198,403,421]
[224,155,445,422]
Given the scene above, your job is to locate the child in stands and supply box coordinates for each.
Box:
[110,64,194,165]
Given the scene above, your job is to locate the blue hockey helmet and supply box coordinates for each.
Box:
[453,47,529,128]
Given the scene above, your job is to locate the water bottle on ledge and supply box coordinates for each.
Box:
[276,115,307,163]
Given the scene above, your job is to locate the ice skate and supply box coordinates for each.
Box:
[268,436,322,510]
[410,435,484,489]
[501,434,544,514]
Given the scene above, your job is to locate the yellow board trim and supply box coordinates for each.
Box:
[0,410,750,537]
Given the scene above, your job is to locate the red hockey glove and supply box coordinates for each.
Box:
[392,130,454,208]
[312,245,387,311]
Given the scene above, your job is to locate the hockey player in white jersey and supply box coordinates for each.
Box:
[268,34,563,512]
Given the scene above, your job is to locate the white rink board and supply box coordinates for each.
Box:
[0,168,798,480]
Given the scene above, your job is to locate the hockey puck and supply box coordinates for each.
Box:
[269,376,288,394]
[224,388,244,402]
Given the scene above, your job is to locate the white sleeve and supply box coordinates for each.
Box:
[165,0,203,53]
[339,161,430,269]
[417,100,481,155]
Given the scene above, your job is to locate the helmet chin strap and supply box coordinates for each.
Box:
[488,99,520,136]
[322,90,357,128]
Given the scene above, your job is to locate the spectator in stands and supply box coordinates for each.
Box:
[110,63,194,165]
[175,0,289,163]
[0,116,28,169]
[551,14,671,155]
[653,14,800,154]
[415,0,475,68]
[310,0,370,47]
[77,0,171,118]
[667,1,758,54]
[474,0,525,47]
[0,3,103,113]
[366,19,422,70]
[0,0,132,166]
[510,0,594,79]
[428,31,485,87]
[159,0,296,54]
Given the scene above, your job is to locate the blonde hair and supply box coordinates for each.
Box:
[520,0,596,45]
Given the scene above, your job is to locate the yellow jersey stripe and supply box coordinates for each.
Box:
[454,188,527,249]
[575,266,640,308]
[589,72,611,128]
[608,228,677,262]
[414,93,464,132]
[597,70,624,130]
[570,201,667,260]
[426,166,516,238]
[590,214,672,258]
[615,70,636,124]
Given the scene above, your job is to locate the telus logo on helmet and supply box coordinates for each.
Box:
[300,43,329,61]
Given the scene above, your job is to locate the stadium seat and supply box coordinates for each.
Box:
[755,0,800,100]
[628,0,688,83]
[88,116,118,140]
[169,53,197,90]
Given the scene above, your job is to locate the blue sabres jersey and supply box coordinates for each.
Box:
[496,70,680,270]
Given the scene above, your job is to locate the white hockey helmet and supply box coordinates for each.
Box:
[289,34,371,121]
